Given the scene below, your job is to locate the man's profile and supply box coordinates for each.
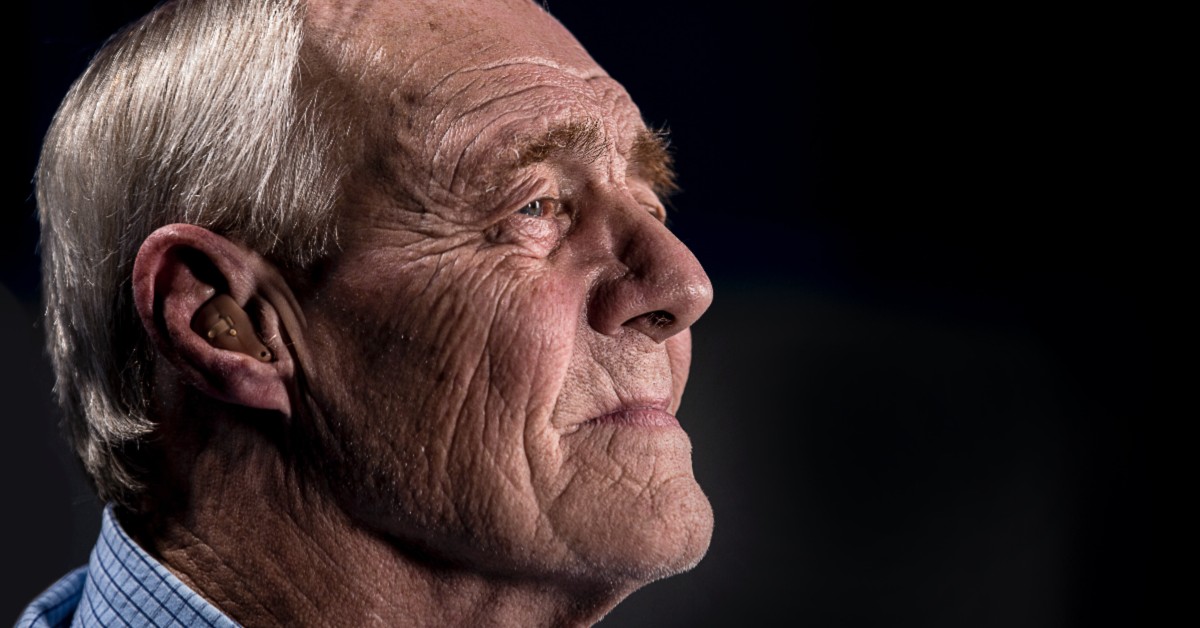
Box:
[18,0,714,626]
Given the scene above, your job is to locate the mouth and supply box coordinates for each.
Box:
[583,399,679,429]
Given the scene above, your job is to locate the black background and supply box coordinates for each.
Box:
[5,1,1168,626]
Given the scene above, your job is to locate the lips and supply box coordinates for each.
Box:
[584,399,679,428]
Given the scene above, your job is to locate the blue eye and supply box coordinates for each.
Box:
[517,198,562,218]
[517,199,545,217]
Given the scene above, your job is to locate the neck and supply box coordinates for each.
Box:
[124,414,624,627]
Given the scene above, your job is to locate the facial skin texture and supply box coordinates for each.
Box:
[130,0,713,625]
[302,0,713,577]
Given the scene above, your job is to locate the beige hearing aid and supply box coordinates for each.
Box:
[191,294,273,362]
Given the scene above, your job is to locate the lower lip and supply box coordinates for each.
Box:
[586,408,680,428]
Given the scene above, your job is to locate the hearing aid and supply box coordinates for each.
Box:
[191,294,274,362]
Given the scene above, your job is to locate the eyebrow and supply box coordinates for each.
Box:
[515,120,606,168]
[511,122,679,197]
[629,127,679,197]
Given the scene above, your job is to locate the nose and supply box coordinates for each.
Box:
[587,205,713,343]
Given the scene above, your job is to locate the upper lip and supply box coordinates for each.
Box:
[606,397,670,414]
[559,396,675,435]
[584,396,672,423]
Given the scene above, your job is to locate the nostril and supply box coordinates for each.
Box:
[645,310,674,329]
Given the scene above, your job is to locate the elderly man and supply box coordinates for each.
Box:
[18,0,713,626]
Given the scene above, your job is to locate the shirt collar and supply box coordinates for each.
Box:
[73,504,240,627]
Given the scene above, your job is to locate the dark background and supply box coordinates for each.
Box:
[5,1,1168,626]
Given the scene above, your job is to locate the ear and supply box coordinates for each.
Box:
[132,224,298,416]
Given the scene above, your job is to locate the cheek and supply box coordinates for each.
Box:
[456,262,583,484]
[301,247,589,557]
[411,258,589,561]
[488,214,567,256]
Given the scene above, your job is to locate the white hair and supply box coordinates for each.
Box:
[38,0,349,510]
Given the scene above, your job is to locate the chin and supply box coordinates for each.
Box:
[622,480,714,582]
[552,475,715,587]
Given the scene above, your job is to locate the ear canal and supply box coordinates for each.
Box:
[192,294,274,362]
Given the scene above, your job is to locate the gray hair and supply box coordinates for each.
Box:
[38,0,349,510]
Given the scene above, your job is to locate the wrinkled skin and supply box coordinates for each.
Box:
[301,0,714,583]
[131,0,714,625]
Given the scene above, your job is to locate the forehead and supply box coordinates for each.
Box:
[308,0,645,197]
[309,0,606,97]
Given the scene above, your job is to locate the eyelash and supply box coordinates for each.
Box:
[516,198,565,218]
[514,196,666,225]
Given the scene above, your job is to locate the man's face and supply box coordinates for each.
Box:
[298,0,713,584]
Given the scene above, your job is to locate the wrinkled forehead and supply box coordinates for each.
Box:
[306,0,645,203]
[307,0,603,95]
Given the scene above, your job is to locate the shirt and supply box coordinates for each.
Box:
[16,505,239,627]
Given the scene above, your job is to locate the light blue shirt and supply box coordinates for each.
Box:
[17,505,239,627]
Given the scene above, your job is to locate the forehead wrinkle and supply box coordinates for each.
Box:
[440,93,548,196]
[438,93,608,198]
[378,65,630,206]
[454,56,608,82]
[416,42,505,100]
[423,57,608,99]
[431,94,592,198]
[463,118,608,198]
[427,75,490,183]
[419,69,600,192]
